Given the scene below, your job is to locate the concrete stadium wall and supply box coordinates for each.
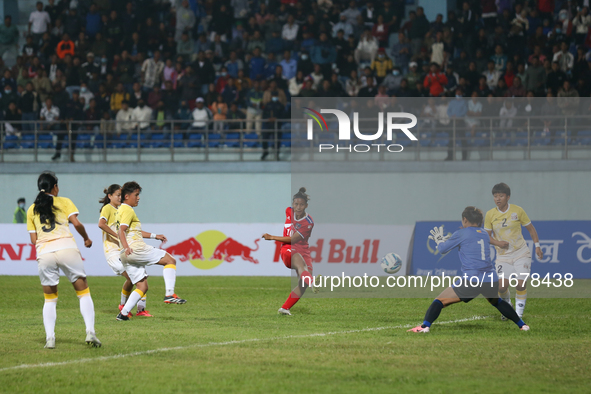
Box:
[1,160,589,225]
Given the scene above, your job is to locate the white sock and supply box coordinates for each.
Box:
[137,296,147,312]
[515,289,527,317]
[77,292,95,334]
[163,266,176,296]
[43,298,57,339]
[122,289,143,315]
[121,288,131,305]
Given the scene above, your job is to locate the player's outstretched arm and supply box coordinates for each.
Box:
[141,231,167,243]
[70,214,92,248]
[262,233,303,244]
[525,223,543,259]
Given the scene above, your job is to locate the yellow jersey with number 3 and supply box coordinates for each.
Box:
[26,196,79,255]
[100,204,121,255]
[484,204,531,257]
[116,203,144,248]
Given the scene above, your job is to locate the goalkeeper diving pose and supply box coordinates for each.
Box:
[408,206,529,333]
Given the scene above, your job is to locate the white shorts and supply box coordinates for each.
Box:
[495,248,531,281]
[121,244,167,284]
[37,248,86,286]
[105,251,125,275]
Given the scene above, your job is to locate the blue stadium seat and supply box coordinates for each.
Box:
[139,133,151,148]
[207,133,221,147]
[473,131,490,147]
[21,134,35,149]
[577,130,591,145]
[432,132,448,147]
[319,132,336,145]
[244,132,259,148]
[172,133,184,148]
[150,133,166,148]
[225,132,241,147]
[281,132,292,147]
[75,134,92,149]
[93,134,105,148]
[553,130,571,146]
[187,133,204,148]
[513,131,528,147]
[532,131,550,146]
[419,131,432,147]
[396,131,413,147]
[493,133,510,147]
[38,134,54,149]
[109,133,129,148]
[3,135,18,149]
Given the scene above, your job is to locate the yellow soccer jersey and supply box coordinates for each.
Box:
[27,196,79,255]
[100,204,121,255]
[484,204,531,257]
[116,203,144,247]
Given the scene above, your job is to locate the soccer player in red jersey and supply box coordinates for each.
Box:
[263,187,315,315]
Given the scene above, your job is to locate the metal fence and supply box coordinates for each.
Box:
[1,116,590,162]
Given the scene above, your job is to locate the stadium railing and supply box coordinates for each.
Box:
[0,116,590,162]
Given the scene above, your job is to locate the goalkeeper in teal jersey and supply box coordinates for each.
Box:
[408,207,529,333]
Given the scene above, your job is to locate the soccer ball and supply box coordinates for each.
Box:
[381,253,402,274]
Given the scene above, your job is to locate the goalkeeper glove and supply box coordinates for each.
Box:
[429,225,451,245]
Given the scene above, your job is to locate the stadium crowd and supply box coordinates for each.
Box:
[0,0,590,160]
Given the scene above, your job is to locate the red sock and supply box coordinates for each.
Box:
[301,271,313,287]
[282,292,300,310]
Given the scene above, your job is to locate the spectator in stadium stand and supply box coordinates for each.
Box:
[85,4,101,39]
[280,50,297,81]
[261,91,285,161]
[115,100,134,135]
[226,102,245,130]
[132,99,153,132]
[354,29,378,69]
[370,48,392,85]
[0,15,19,61]
[175,0,196,42]
[190,97,212,131]
[56,34,75,60]
[333,14,354,39]
[194,51,216,95]
[358,75,377,97]
[1,82,17,109]
[141,51,164,92]
[311,32,337,77]
[423,63,448,97]
[553,41,574,73]
[546,61,567,96]
[28,2,51,46]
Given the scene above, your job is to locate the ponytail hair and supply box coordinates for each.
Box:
[462,206,483,227]
[293,187,310,203]
[99,184,121,212]
[33,171,59,226]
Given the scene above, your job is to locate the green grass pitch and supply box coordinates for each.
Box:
[0,276,589,393]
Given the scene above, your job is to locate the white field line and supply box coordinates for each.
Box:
[0,315,489,373]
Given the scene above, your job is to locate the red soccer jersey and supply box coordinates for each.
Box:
[282,206,314,253]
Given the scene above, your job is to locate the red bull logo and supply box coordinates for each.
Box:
[165,230,260,270]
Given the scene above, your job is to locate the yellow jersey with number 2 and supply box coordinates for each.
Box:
[26,196,79,255]
[484,204,531,257]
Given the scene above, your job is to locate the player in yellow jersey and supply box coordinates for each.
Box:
[484,183,544,319]
[98,184,152,317]
[116,181,186,321]
[26,171,101,349]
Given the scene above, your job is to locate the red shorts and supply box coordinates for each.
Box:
[281,246,312,271]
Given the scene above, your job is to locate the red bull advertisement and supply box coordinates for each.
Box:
[0,223,414,277]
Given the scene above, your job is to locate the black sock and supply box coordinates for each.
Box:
[493,298,524,328]
[422,299,444,327]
